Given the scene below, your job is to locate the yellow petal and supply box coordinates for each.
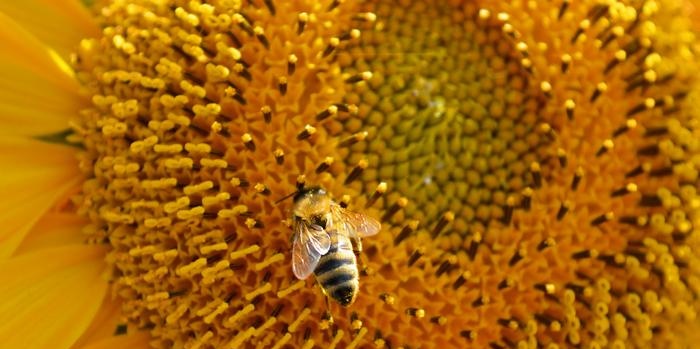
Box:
[0,244,107,349]
[0,137,81,259]
[0,0,98,60]
[14,212,88,255]
[76,332,151,349]
[71,295,124,349]
[0,11,85,136]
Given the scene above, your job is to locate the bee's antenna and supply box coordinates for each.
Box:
[275,191,298,204]
[275,176,307,204]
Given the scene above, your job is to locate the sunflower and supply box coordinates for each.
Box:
[2,0,700,348]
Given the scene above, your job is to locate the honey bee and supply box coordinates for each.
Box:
[290,187,381,306]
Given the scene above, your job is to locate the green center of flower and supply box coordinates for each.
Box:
[339,2,547,234]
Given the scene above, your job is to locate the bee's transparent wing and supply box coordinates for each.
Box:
[331,203,381,238]
[292,222,331,280]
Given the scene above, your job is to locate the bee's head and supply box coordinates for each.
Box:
[292,187,331,228]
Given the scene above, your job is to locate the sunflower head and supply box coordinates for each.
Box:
[68,0,700,348]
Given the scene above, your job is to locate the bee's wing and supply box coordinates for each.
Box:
[331,203,381,238]
[292,222,331,280]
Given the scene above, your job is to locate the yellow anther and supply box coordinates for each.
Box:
[176,258,207,277]
[347,327,368,349]
[224,304,255,328]
[254,253,284,271]
[184,181,214,195]
[226,327,255,349]
[203,302,229,324]
[128,245,157,257]
[328,330,344,349]
[218,205,249,218]
[164,197,190,214]
[201,192,230,206]
[166,304,189,324]
[200,158,228,168]
[271,333,292,349]
[288,308,311,333]
[176,206,205,220]
[254,317,277,337]
[145,291,169,303]
[229,244,259,260]
[164,157,194,169]
[277,280,306,298]
[200,242,228,255]
[185,142,212,154]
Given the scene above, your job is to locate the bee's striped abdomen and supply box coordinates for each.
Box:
[314,234,359,306]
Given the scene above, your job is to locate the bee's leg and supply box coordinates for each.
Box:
[317,281,334,329]
[322,296,334,326]
[353,237,363,254]
[352,238,370,275]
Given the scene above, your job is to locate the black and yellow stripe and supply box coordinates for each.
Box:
[314,234,359,306]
